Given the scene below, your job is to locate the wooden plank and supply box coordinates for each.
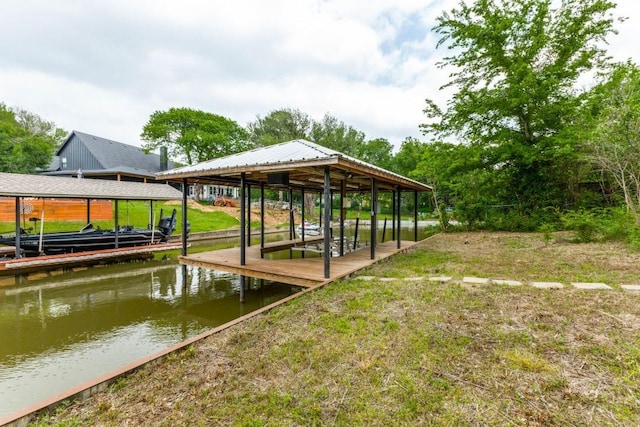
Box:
[260,236,324,255]
[0,246,15,256]
[0,243,183,274]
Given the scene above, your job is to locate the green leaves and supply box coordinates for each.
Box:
[586,61,640,224]
[140,107,251,165]
[0,103,63,173]
[422,0,618,213]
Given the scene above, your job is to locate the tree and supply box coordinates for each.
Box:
[421,0,618,214]
[0,103,64,173]
[141,107,251,166]
[247,108,312,146]
[357,138,393,170]
[310,113,367,157]
[12,106,67,145]
[587,61,640,225]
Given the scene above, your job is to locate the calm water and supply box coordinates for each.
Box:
[0,225,433,418]
[0,246,299,418]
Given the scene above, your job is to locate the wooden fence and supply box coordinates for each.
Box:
[0,198,112,222]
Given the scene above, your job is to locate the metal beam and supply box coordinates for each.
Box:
[182,179,188,256]
[323,166,331,278]
[414,190,419,242]
[247,184,251,247]
[240,173,246,303]
[240,173,246,266]
[14,197,20,259]
[114,200,119,249]
[392,190,396,241]
[397,188,402,249]
[340,179,346,256]
[370,178,377,259]
[260,182,265,252]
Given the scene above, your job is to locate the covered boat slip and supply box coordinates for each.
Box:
[0,172,184,262]
[157,139,432,290]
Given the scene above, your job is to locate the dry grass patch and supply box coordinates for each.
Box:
[31,232,640,426]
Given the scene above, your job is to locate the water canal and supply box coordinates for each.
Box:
[0,224,432,419]
[0,237,301,418]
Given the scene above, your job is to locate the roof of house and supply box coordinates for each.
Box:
[46,131,174,178]
[157,139,432,192]
[0,172,183,200]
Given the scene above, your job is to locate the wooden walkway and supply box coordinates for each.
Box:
[0,243,183,276]
[179,239,422,288]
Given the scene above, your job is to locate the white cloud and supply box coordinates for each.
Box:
[0,0,638,151]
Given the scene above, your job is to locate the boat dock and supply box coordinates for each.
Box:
[180,239,421,288]
[0,243,183,277]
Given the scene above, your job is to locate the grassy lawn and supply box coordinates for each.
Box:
[30,232,640,426]
[0,201,239,236]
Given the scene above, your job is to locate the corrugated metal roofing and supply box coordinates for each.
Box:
[159,139,337,175]
[0,173,183,200]
[157,139,432,192]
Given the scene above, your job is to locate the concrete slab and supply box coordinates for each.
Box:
[428,276,452,282]
[621,284,640,291]
[403,277,424,281]
[531,281,564,289]
[571,282,612,290]
[357,276,377,281]
[463,276,490,284]
[492,279,523,286]
[379,277,397,282]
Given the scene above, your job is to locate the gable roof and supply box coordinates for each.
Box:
[56,131,173,175]
[0,172,182,200]
[157,139,432,192]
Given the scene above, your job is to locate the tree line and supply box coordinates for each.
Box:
[2,0,639,237]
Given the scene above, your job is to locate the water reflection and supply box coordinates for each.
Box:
[0,259,298,418]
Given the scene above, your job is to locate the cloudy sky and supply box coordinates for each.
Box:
[1,0,638,151]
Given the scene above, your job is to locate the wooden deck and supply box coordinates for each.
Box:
[180,239,422,288]
[0,243,183,276]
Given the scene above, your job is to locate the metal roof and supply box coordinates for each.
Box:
[157,139,432,192]
[66,131,176,173]
[40,131,176,178]
[0,173,183,200]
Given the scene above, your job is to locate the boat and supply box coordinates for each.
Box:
[0,209,180,257]
[296,221,322,236]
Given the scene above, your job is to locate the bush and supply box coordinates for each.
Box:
[627,227,640,252]
[538,223,555,244]
[598,207,635,241]
[560,210,600,243]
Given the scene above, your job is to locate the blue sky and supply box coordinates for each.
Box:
[0,0,638,151]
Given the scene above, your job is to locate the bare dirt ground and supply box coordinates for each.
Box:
[166,199,297,229]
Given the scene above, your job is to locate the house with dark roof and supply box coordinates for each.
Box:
[39,130,238,199]
[40,130,174,183]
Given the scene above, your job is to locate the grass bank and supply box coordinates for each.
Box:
[0,201,240,236]
[31,232,640,426]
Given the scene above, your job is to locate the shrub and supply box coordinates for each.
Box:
[560,210,600,243]
[538,223,555,244]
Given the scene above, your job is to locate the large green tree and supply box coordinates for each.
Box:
[0,103,64,173]
[141,107,251,165]
[247,108,312,146]
[421,0,618,214]
[586,61,640,225]
[310,113,367,158]
[356,138,394,170]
